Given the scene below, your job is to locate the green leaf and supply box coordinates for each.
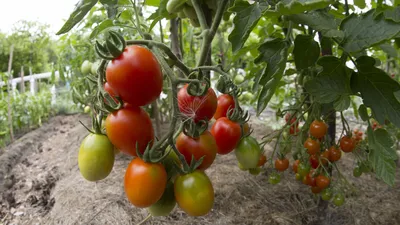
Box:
[351,98,359,120]
[333,95,350,111]
[379,43,398,58]
[340,9,400,53]
[293,35,320,70]
[254,38,290,114]
[228,1,268,53]
[304,56,352,103]
[145,0,160,6]
[272,0,333,16]
[288,10,344,39]
[383,6,400,22]
[354,0,366,9]
[56,0,98,35]
[352,56,400,127]
[58,64,66,82]
[89,19,114,39]
[358,104,369,121]
[368,127,397,186]
[147,0,173,31]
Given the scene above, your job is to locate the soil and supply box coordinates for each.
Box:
[0,113,400,225]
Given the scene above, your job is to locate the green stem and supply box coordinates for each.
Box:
[195,65,230,77]
[191,0,209,30]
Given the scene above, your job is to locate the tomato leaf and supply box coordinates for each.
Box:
[288,10,344,39]
[383,6,400,22]
[379,43,398,58]
[145,0,160,6]
[228,1,268,53]
[340,9,400,53]
[267,0,333,16]
[56,0,98,35]
[100,0,118,18]
[304,56,352,103]
[293,35,320,70]
[254,38,290,114]
[352,56,400,127]
[354,0,366,9]
[368,127,397,186]
[89,19,114,39]
[358,104,369,121]
[333,95,350,111]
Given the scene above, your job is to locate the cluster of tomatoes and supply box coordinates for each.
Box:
[77,43,268,217]
[166,0,217,27]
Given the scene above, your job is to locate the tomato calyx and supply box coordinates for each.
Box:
[95,31,126,60]
[182,119,209,138]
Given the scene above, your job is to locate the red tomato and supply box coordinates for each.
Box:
[328,146,341,162]
[302,172,316,187]
[285,113,298,125]
[309,154,319,169]
[311,186,322,194]
[321,150,330,165]
[210,117,241,155]
[176,131,217,170]
[177,84,217,122]
[309,120,328,139]
[304,137,320,155]
[105,104,154,156]
[104,82,118,102]
[213,94,235,120]
[124,158,167,208]
[316,175,330,189]
[290,125,300,135]
[258,155,267,167]
[275,158,289,171]
[340,136,355,153]
[292,159,300,173]
[106,45,163,106]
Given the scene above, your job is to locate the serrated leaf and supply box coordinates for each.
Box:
[383,6,400,22]
[228,1,268,53]
[333,95,350,111]
[288,10,344,39]
[368,127,397,186]
[145,0,160,6]
[90,19,114,39]
[352,56,400,127]
[358,104,369,121]
[304,56,352,103]
[293,35,320,70]
[379,43,398,58]
[254,38,289,114]
[354,0,366,9]
[56,0,98,35]
[273,0,333,16]
[340,9,400,53]
[147,0,173,31]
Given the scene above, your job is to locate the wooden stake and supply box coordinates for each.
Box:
[7,45,14,142]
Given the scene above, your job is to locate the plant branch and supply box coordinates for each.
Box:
[191,0,209,30]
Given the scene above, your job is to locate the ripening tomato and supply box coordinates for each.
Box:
[340,136,355,153]
[321,150,330,165]
[297,163,311,177]
[316,175,330,189]
[302,172,316,187]
[213,94,235,120]
[285,113,298,125]
[106,45,163,106]
[328,146,341,162]
[258,155,267,167]
[211,117,241,155]
[311,186,322,194]
[290,125,300,135]
[104,82,118,102]
[309,154,319,169]
[174,170,214,216]
[78,134,114,181]
[309,120,328,139]
[304,137,320,155]
[147,182,176,216]
[176,131,217,170]
[177,84,217,122]
[105,104,154,156]
[292,159,300,173]
[124,158,167,208]
[275,158,289,172]
[235,136,261,169]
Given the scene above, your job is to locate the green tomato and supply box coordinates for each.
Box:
[235,136,261,169]
[81,60,92,75]
[78,134,115,181]
[297,163,311,177]
[295,173,303,181]
[238,162,247,171]
[353,166,362,177]
[234,75,245,85]
[321,188,333,201]
[147,182,176,216]
[269,173,281,185]
[84,106,90,114]
[177,10,187,18]
[249,167,261,176]
[333,193,345,206]
[163,147,181,181]
[242,92,254,101]
[189,18,200,27]
[166,0,187,13]
[91,61,100,75]
[183,5,197,19]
